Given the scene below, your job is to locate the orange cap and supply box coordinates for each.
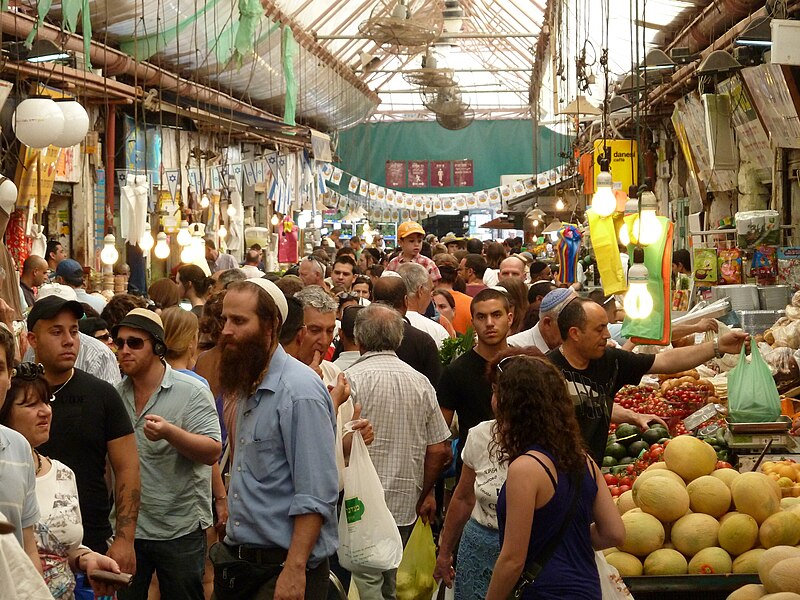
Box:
[398,221,425,239]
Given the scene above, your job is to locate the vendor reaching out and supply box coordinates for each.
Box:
[548,297,748,464]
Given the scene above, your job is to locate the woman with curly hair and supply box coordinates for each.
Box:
[486,355,624,600]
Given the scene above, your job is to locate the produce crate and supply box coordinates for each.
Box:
[623,574,760,600]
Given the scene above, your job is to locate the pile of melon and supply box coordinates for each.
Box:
[606,435,800,585]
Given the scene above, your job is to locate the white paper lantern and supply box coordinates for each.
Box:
[12,96,65,149]
[0,177,17,214]
[52,98,89,148]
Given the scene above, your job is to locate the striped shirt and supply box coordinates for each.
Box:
[345,351,451,526]
[0,425,40,546]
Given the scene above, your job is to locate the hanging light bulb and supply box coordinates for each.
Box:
[556,197,565,211]
[180,243,195,263]
[218,224,228,240]
[200,192,210,209]
[270,214,279,226]
[227,204,236,218]
[139,222,154,252]
[176,220,192,246]
[189,224,204,262]
[632,190,661,246]
[154,229,170,259]
[313,213,323,229]
[532,218,540,228]
[100,231,119,266]
[624,251,653,319]
[592,170,617,217]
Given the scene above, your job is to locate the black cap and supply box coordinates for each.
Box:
[27,296,84,331]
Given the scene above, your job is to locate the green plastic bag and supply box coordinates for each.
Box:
[396,519,436,600]
[728,339,781,423]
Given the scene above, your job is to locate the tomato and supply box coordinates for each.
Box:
[619,476,633,488]
[651,447,665,459]
[626,464,635,475]
[618,485,631,494]
[608,486,620,497]
[604,474,619,486]
[715,461,733,470]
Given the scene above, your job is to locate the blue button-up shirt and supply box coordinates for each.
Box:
[226,345,339,566]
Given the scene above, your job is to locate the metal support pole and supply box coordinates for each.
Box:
[315,31,538,40]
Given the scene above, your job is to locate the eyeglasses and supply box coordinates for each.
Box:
[338,292,359,304]
[95,332,112,342]
[495,355,521,374]
[114,336,148,350]
[12,362,44,380]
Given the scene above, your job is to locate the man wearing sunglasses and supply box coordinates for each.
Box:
[26,295,140,577]
[113,308,221,600]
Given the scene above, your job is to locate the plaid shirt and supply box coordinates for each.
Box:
[345,351,451,526]
[386,253,441,282]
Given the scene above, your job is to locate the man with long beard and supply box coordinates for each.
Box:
[212,279,338,600]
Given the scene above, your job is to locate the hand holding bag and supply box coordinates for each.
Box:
[337,429,404,573]
[396,519,437,600]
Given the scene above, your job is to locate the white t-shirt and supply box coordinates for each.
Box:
[483,268,499,287]
[461,420,507,530]
[406,310,449,349]
[507,322,550,353]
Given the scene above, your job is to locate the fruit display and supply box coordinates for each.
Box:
[726,545,800,598]
[602,424,671,497]
[607,434,800,583]
[760,460,800,498]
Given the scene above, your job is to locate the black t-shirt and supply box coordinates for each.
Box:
[39,369,134,552]
[397,319,442,388]
[437,349,493,474]
[546,347,656,464]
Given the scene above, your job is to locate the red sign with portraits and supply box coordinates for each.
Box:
[385,160,406,187]
[453,159,474,187]
[431,161,451,187]
[408,161,428,188]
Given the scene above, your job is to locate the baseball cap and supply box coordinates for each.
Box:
[397,221,425,240]
[245,277,289,324]
[36,283,79,302]
[112,308,166,346]
[55,259,85,286]
[27,294,84,331]
[441,233,459,245]
[539,287,577,317]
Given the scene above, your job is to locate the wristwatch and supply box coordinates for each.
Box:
[713,336,722,359]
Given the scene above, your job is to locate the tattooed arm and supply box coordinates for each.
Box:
[107,434,140,574]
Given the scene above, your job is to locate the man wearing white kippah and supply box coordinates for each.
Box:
[507,287,574,352]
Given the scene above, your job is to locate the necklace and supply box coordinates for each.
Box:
[34,449,42,475]
[52,369,74,396]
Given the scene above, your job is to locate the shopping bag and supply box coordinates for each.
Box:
[337,430,403,573]
[728,338,782,423]
[396,519,437,600]
[595,552,634,599]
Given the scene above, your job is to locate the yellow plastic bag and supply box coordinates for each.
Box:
[396,519,437,600]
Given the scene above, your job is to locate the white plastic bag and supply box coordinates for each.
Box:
[595,552,634,600]
[337,430,403,573]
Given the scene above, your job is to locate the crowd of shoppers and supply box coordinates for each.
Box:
[0,223,749,600]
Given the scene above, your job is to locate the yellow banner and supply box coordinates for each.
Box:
[593,139,638,194]
[14,145,61,210]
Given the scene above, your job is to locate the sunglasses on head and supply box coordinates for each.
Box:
[114,336,149,350]
[495,355,521,374]
[12,362,45,380]
[338,292,359,303]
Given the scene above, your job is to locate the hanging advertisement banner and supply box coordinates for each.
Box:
[408,161,428,188]
[385,160,406,187]
[593,139,638,192]
[453,159,474,187]
[431,160,451,187]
